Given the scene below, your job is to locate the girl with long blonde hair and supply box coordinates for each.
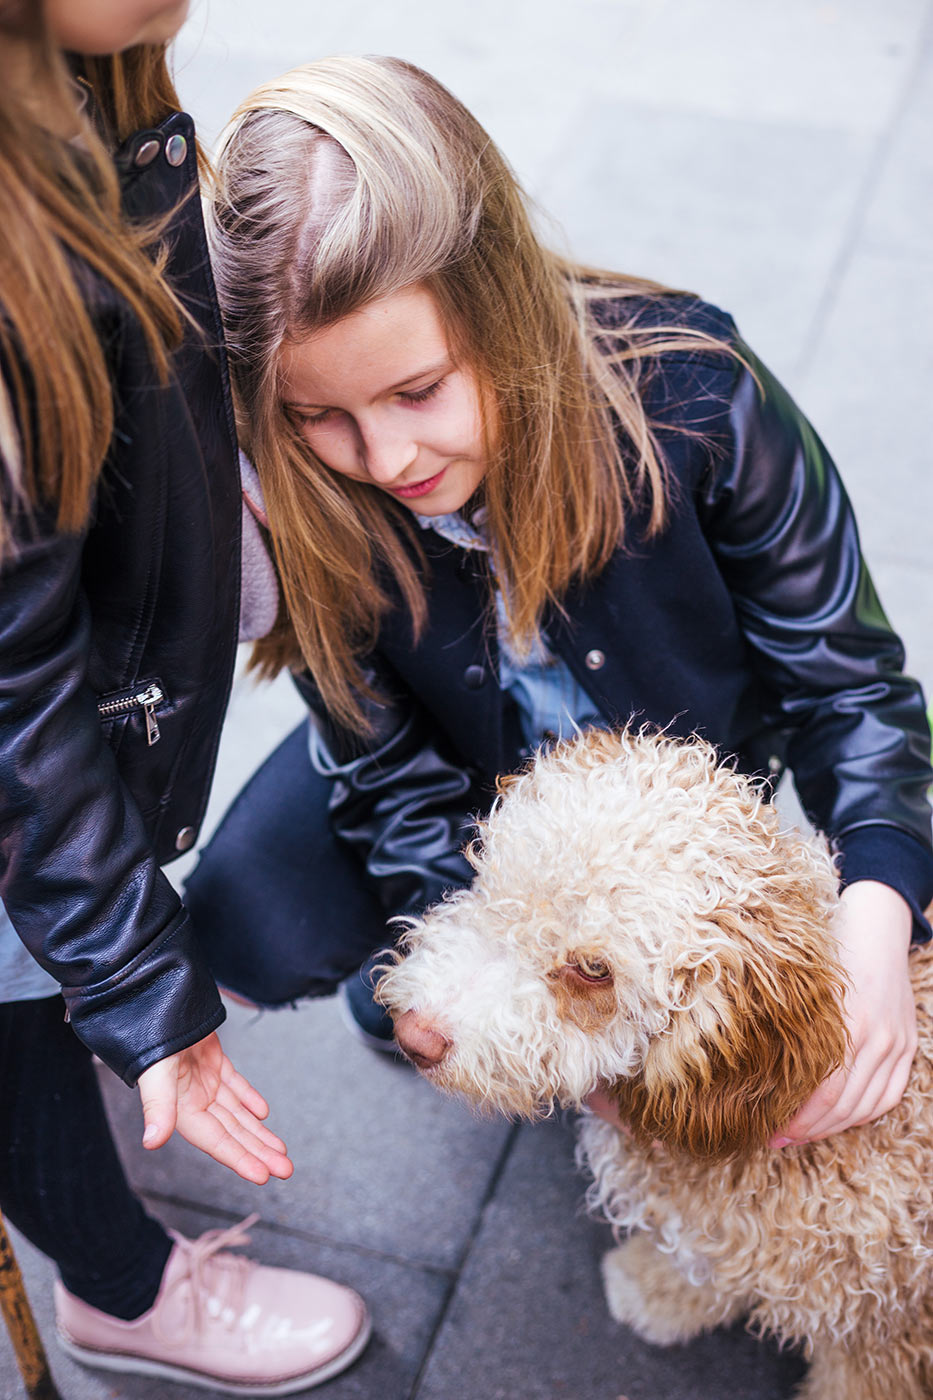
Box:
[189,56,932,1158]
[0,4,369,1389]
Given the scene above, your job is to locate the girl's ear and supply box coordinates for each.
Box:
[606,905,848,1162]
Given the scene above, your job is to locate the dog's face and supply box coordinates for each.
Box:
[377,729,847,1158]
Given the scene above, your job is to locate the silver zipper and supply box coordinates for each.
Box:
[97,683,164,746]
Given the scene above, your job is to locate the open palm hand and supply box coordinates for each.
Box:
[137,1032,293,1183]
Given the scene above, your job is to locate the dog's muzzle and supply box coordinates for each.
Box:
[393,1011,451,1071]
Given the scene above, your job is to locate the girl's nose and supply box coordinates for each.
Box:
[360,431,418,485]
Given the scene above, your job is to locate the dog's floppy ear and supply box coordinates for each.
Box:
[607,896,848,1163]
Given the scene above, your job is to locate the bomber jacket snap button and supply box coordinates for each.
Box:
[133,138,161,168]
[175,826,196,852]
[584,649,606,671]
[165,134,188,167]
[464,664,486,689]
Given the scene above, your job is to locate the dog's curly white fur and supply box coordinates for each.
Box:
[377,728,933,1400]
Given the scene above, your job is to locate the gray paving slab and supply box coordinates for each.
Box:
[533,102,871,376]
[557,0,929,134]
[793,247,933,586]
[174,0,930,153]
[99,996,512,1270]
[415,1118,807,1400]
[862,12,933,262]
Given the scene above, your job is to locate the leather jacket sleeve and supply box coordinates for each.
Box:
[697,342,933,914]
[0,111,237,1084]
[294,669,479,919]
[0,494,224,1084]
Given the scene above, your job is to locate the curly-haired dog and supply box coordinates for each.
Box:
[376,728,933,1400]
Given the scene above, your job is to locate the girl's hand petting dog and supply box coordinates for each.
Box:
[586,880,917,1149]
[771,879,916,1148]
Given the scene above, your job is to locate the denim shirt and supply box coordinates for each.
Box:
[419,511,605,749]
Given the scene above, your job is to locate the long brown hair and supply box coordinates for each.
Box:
[0,4,185,560]
[209,56,732,734]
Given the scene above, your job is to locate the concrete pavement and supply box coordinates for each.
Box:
[2,2,931,1397]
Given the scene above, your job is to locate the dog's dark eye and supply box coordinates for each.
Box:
[572,955,612,983]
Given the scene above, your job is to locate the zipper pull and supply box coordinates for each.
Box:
[135,684,163,746]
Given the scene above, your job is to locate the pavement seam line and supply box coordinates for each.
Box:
[796,0,933,379]
[138,1189,461,1276]
[407,1120,523,1400]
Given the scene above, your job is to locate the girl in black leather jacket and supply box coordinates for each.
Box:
[189,54,933,1155]
[0,4,369,1390]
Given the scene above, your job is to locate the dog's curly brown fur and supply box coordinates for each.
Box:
[378,728,933,1398]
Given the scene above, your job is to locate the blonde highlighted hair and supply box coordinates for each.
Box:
[209,55,730,734]
[0,4,186,560]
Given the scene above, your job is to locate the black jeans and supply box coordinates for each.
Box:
[184,721,391,1007]
[0,995,172,1318]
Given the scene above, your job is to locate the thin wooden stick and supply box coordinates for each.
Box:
[0,1210,61,1400]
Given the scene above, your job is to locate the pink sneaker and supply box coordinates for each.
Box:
[54,1215,370,1395]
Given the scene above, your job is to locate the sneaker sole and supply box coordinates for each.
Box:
[56,1308,371,1396]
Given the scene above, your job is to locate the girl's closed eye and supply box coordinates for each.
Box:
[400,379,444,406]
[288,406,340,429]
[286,379,445,430]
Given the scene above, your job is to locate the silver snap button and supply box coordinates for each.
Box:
[175,825,196,852]
[768,754,782,774]
[165,134,188,167]
[584,649,606,671]
[133,138,161,168]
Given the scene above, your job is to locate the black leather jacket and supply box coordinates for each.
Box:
[301,300,933,934]
[0,113,240,1084]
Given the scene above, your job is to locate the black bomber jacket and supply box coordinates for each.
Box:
[300,299,933,937]
[0,112,241,1084]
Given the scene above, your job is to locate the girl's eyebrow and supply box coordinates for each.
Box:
[384,358,452,393]
[283,359,453,411]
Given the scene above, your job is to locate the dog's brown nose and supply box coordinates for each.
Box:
[393,1010,451,1070]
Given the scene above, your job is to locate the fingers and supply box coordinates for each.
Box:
[803,1037,914,1143]
[774,1068,845,1147]
[174,1103,282,1185]
[210,1101,293,1181]
[180,1097,293,1183]
[181,1048,292,1180]
[219,1056,272,1123]
[137,1057,179,1151]
[773,1022,916,1147]
[214,1079,289,1156]
[135,1036,293,1182]
[771,882,917,1151]
[210,1058,292,1176]
[173,1069,293,1183]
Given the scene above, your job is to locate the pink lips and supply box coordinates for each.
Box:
[389,468,446,500]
